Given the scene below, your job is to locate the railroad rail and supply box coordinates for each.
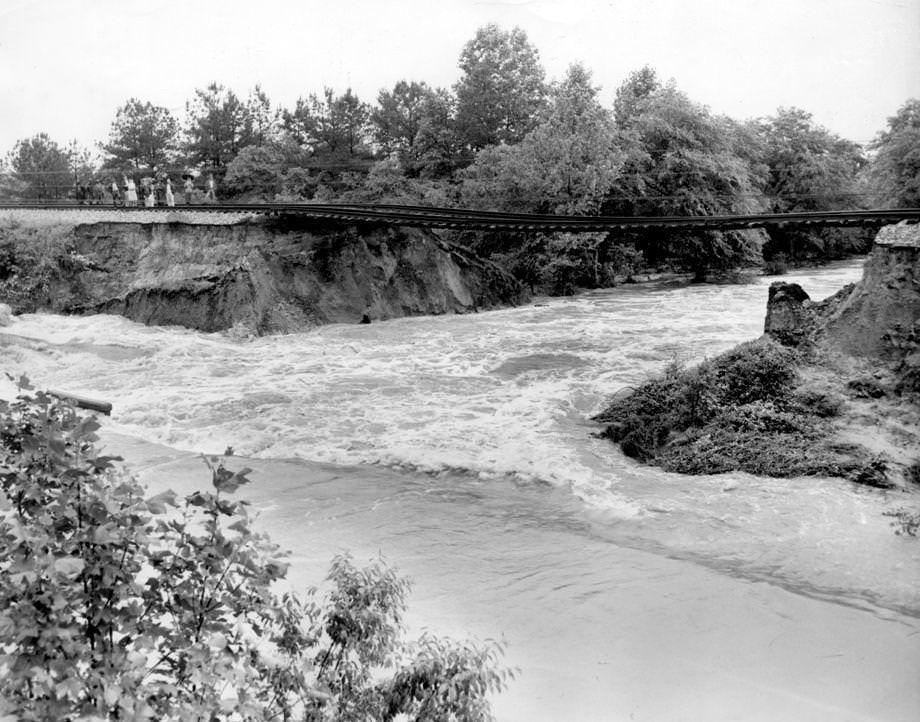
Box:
[1,202,918,232]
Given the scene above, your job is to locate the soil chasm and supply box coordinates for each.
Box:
[0,216,526,333]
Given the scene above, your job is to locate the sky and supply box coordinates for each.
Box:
[1,0,918,157]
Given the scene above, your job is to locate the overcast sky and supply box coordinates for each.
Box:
[1,0,918,156]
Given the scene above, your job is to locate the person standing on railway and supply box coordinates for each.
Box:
[183,176,194,204]
[110,180,120,206]
[204,173,216,203]
[124,175,137,207]
[143,178,156,207]
[92,181,105,205]
[165,177,175,207]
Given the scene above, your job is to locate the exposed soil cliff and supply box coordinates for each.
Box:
[0,215,526,333]
[596,223,920,488]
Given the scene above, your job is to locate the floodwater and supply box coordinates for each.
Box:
[3,259,919,720]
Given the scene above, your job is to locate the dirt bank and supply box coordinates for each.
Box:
[0,214,526,334]
[596,222,920,488]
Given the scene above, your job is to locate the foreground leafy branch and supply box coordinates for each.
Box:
[0,379,511,720]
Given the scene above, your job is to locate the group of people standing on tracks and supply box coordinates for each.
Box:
[77,172,217,207]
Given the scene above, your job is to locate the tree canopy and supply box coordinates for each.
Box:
[6,133,72,199]
[461,64,621,215]
[283,87,372,159]
[454,24,547,150]
[756,107,864,213]
[867,98,920,208]
[101,99,179,171]
[184,83,251,168]
[606,84,767,276]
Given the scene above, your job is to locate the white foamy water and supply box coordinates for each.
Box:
[2,260,919,618]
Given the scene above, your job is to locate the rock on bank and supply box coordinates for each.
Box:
[0,215,526,333]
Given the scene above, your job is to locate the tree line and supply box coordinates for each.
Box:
[2,24,918,288]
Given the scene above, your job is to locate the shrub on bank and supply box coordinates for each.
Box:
[594,338,894,486]
[0,221,94,314]
[0,379,510,720]
[594,339,800,461]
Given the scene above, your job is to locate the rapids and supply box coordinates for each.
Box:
[3,258,920,720]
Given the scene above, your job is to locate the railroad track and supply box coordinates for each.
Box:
[1,202,918,232]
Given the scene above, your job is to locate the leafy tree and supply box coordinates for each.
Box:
[459,65,631,294]
[370,81,464,180]
[0,383,511,720]
[185,83,250,168]
[223,137,309,199]
[0,159,27,200]
[462,64,622,215]
[65,139,98,189]
[454,24,547,150]
[372,81,432,161]
[867,98,920,208]
[5,133,72,199]
[242,84,279,148]
[283,87,372,158]
[223,144,288,199]
[412,88,464,178]
[755,107,868,260]
[101,98,179,171]
[603,85,766,278]
[613,66,660,130]
[757,107,864,213]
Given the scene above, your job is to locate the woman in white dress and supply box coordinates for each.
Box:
[124,175,137,207]
[165,178,175,207]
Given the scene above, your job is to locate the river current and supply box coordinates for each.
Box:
[3,259,920,719]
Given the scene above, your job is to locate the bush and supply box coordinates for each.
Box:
[704,339,798,407]
[0,379,510,720]
[594,338,901,485]
[0,223,97,313]
[595,339,799,461]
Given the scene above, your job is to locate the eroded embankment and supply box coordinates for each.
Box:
[0,214,526,334]
[595,222,920,488]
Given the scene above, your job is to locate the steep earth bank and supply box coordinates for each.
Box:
[596,222,920,489]
[0,215,526,333]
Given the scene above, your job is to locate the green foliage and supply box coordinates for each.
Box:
[462,64,622,216]
[595,339,895,486]
[0,385,510,720]
[595,339,799,461]
[454,24,547,150]
[372,81,441,174]
[5,133,72,200]
[371,82,464,179]
[0,222,93,312]
[867,98,920,208]
[757,107,864,214]
[754,107,869,263]
[340,159,457,206]
[604,84,767,277]
[612,66,660,130]
[222,139,312,200]
[243,85,280,148]
[101,99,179,172]
[184,83,251,169]
[458,64,632,294]
[283,88,372,159]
